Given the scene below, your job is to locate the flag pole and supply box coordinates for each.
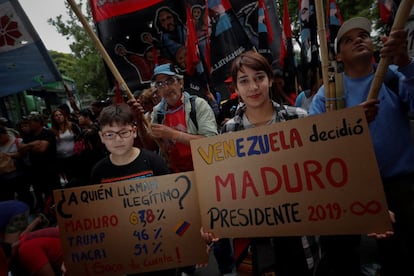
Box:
[66,0,153,134]
[66,0,134,100]
[367,0,414,100]
[314,0,334,111]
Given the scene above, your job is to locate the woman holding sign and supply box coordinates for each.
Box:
[219,50,309,276]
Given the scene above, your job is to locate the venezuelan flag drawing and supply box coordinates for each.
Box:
[174,220,190,237]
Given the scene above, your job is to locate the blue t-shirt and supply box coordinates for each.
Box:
[309,61,414,178]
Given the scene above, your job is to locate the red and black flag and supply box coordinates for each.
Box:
[299,0,318,65]
[256,0,274,62]
[325,0,343,56]
[280,0,296,94]
[378,0,401,35]
[280,0,292,68]
[199,0,253,88]
[185,3,200,76]
[89,0,185,91]
[379,0,395,25]
[299,0,319,91]
[186,0,209,71]
[230,0,282,64]
[183,0,212,100]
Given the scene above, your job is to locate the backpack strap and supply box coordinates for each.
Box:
[157,111,163,124]
[189,96,198,130]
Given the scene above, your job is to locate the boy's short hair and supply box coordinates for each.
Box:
[79,108,96,121]
[28,113,44,125]
[98,103,134,127]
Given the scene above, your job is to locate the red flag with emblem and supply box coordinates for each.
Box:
[379,0,394,24]
[185,3,199,75]
[280,0,292,67]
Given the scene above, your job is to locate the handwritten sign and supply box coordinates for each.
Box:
[54,172,207,276]
[190,107,392,238]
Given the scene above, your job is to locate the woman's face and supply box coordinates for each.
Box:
[53,111,66,124]
[235,66,271,109]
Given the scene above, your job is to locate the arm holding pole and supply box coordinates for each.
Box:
[367,0,414,100]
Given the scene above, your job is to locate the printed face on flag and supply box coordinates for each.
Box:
[89,0,185,90]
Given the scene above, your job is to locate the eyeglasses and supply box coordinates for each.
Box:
[154,77,177,89]
[101,129,133,140]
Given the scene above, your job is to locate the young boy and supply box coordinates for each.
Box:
[90,103,170,185]
[90,103,175,276]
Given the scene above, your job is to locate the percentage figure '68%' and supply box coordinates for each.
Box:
[129,209,166,226]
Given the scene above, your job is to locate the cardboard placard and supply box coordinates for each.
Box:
[190,107,392,238]
[54,172,207,276]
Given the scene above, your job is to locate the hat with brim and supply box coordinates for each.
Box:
[335,17,371,53]
[152,63,177,80]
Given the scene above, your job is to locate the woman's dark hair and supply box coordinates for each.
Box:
[230,50,274,86]
[98,103,134,127]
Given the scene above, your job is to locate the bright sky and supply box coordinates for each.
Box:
[18,0,73,53]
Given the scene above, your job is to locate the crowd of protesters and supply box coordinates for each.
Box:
[1,15,414,276]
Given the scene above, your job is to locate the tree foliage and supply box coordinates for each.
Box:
[48,0,109,100]
[49,50,76,77]
[281,0,385,49]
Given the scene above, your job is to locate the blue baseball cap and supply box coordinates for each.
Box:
[152,63,177,80]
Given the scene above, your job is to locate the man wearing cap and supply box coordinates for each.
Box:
[135,63,218,173]
[309,17,414,276]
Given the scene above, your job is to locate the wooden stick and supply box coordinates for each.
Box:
[66,0,153,134]
[314,0,333,111]
[66,0,134,100]
[367,0,414,100]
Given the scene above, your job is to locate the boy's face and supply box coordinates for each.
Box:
[99,123,137,157]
